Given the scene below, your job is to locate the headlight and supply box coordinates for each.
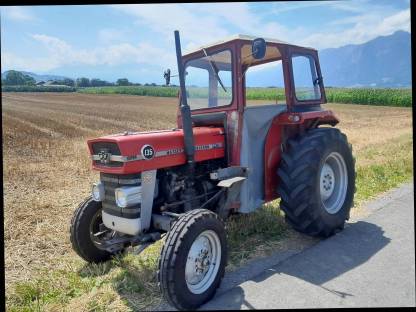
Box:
[115,186,142,208]
[92,182,104,201]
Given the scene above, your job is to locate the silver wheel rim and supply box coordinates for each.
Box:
[185,230,222,294]
[320,152,348,214]
[89,209,115,244]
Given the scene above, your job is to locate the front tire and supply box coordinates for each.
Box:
[158,209,227,310]
[277,127,355,237]
[70,196,115,263]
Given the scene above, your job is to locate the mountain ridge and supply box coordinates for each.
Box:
[2,31,411,87]
[318,30,411,87]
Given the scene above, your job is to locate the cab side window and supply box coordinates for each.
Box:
[292,54,321,101]
[244,60,285,107]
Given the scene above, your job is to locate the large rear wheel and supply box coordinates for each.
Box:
[277,127,355,237]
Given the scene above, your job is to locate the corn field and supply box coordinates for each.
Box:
[78,86,414,107]
[2,85,412,106]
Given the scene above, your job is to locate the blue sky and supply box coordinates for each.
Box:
[0,1,411,84]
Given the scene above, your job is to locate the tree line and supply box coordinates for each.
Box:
[1,70,162,87]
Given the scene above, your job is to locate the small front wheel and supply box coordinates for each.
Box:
[158,209,227,310]
[70,196,117,263]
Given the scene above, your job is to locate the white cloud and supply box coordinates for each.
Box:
[108,2,409,54]
[329,14,376,26]
[300,8,411,49]
[2,33,176,72]
[111,3,306,52]
[324,1,372,13]
[380,9,411,33]
[1,51,60,72]
[32,34,72,55]
[1,6,38,22]
[296,0,403,15]
[268,1,365,15]
[194,3,298,39]
[2,3,410,74]
[112,3,231,51]
[98,28,127,43]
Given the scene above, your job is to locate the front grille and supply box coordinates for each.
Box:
[92,142,123,167]
[100,173,141,219]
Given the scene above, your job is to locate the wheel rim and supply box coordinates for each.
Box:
[89,209,115,244]
[320,152,348,214]
[185,230,222,294]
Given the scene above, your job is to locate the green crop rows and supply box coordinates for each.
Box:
[325,87,412,107]
[78,86,412,107]
[78,86,178,97]
[2,85,77,92]
[2,84,412,107]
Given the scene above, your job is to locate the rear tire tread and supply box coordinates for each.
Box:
[277,127,355,238]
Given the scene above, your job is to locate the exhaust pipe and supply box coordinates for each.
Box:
[174,30,195,174]
[174,30,197,210]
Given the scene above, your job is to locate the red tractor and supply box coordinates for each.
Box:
[70,31,355,310]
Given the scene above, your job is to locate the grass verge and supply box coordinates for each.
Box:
[7,134,413,311]
[354,133,413,204]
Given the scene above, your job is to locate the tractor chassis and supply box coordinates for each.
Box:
[91,214,172,253]
[90,167,248,254]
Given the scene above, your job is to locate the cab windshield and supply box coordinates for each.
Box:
[184,49,233,110]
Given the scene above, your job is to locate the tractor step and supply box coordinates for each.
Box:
[210,166,249,181]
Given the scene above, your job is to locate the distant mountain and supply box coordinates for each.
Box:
[2,31,411,87]
[1,70,71,83]
[237,30,412,88]
[319,30,411,87]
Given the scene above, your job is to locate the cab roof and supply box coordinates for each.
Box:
[184,34,315,55]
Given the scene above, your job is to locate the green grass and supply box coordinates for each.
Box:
[79,86,411,107]
[7,265,98,311]
[2,85,76,92]
[7,135,413,311]
[6,244,164,311]
[226,202,288,264]
[245,87,287,101]
[246,87,412,107]
[354,134,413,204]
[6,205,289,311]
[3,84,412,107]
[325,87,412,107]
[77,86,178,97]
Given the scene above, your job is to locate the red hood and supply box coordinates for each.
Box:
[87,127,225,174]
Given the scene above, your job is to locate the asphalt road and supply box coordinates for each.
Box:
[201,183,415,309]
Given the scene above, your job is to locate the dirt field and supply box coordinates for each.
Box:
[2,92,413,292]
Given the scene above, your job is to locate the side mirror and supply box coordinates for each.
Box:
[164,68,171,86]
[252,38,266,59]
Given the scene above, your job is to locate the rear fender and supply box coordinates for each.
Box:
[264,110,338,202]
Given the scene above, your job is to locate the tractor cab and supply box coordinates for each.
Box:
[175,35,336,210]
[179,34,326,113]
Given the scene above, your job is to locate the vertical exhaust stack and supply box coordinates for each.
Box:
[174,30,195,174]
[174,30,197,211]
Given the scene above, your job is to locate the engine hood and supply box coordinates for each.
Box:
[87,127,225,174]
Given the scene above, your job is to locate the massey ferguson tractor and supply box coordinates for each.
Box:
[70,31,355,310]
